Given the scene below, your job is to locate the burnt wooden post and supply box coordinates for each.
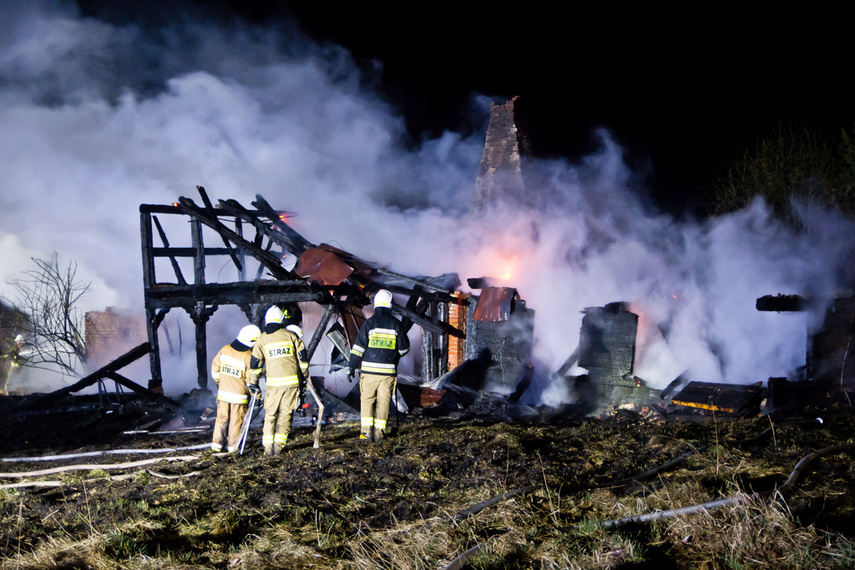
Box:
[234,217,246,282]
[140,209,164,390]
[190,301,216,389]
[190,218,209,389]
[306,304,337,361]
[238,303,265,329]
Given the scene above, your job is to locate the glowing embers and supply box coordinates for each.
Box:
[669,380,763,416]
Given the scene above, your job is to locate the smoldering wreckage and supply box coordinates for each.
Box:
[2,96,855,471]
[2,183,854,454]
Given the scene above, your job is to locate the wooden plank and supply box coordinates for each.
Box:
[17,343,154,410]
[152,216,187,285]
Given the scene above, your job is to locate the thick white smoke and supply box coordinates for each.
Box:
[1,2,853,398]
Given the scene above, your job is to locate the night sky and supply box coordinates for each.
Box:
[72,2,853,214]
[236,4,855,214]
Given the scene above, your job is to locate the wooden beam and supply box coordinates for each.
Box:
[177,197,291,280]
[152,215,187,285]
[17,343,154,410]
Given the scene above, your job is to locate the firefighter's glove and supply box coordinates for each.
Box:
[347,369,355,383]
[247,383,260,395]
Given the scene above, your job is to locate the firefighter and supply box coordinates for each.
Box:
[210,325,261,452]
[348,289,410,442]
[2,335,27,394]
[250,305,310,455]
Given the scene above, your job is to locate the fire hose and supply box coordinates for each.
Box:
[441,441,855,570]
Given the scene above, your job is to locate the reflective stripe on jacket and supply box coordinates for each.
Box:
[211,345,254,404]
[349,307,409,377]
[250,326,309,388]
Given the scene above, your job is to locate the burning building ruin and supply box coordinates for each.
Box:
[757,294,855,413]
[12,94,855,427]
[138,188,465,396]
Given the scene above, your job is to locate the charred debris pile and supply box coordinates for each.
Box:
[5,188,855,446]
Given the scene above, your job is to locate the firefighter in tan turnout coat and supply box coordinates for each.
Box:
[250,305,310,455]
[211,325,261,452]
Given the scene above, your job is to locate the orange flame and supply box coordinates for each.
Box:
[490,251,520,282]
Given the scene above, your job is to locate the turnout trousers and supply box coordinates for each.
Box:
[212,401,247,452]
[359,372,396,440]
[262,386,300,454]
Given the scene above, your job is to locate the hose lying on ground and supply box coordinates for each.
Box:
[0,455,201,479]
[1,443,210,463]
[591,441,855,530]
[451,485,539,522]
[1,467,203,489]
[442,441,855,570]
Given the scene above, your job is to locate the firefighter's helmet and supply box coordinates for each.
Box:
[237,325,261,347]
[286,324,303,339]
[14,334,24,343]
[374,289,393,308]
[265,305,285,325]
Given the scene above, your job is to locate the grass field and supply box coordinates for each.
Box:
[2,400,855,569]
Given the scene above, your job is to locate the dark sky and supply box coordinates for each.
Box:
[76,1,855,214]
[295,7,854,212]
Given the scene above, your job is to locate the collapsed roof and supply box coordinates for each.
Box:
[140,186,465,390]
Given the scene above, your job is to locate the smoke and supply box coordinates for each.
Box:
[1,2,853,398]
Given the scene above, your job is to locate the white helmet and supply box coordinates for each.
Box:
[286,324,303,339]
[374,289,393,308]
[14,334,24,343]
[265,305,285,325]
[237,325,261,347]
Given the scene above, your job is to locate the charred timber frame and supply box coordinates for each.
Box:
[140,196,328,390]
[140,187,465,391]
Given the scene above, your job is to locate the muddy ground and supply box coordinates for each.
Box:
[2,394,855,569]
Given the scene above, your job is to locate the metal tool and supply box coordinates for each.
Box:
[238,390,259,455]
[305,377,326,448]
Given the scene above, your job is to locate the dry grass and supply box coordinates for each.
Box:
[3,410,855,568]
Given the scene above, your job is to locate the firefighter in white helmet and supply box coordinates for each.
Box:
[250,304,310,455]
[211,324,261,452]
[348,289,410,442]
[2,334,28,394]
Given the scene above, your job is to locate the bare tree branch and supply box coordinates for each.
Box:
[4,253,90,377]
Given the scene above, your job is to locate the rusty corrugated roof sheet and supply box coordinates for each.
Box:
[294,246,355,285]
[473,286,518,322]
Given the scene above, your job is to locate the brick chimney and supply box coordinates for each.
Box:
[472,96,534,209]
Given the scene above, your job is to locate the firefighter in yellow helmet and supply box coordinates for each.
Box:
[348,289,410,442]
[250,305,310,455]
[210,325,261,452]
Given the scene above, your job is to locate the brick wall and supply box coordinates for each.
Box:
[447,292,469,370]
[472,96,534,209]
[84,308,148,371]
